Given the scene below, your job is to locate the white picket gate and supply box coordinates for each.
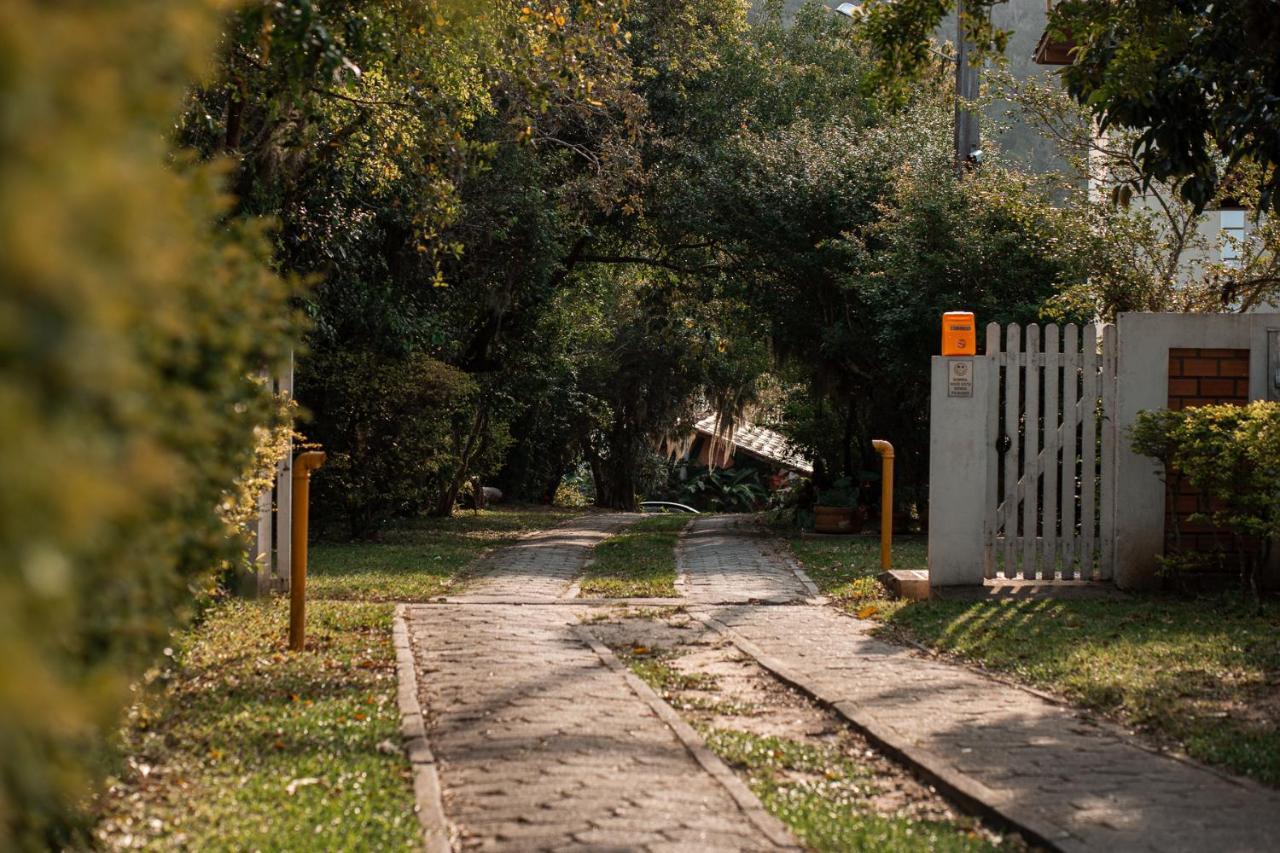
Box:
[982,322,1117,580]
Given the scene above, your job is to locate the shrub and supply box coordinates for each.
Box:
[678,466,768,512]
[1131,402,1280,592]
[0,1,297,846]
[300,350,497,537]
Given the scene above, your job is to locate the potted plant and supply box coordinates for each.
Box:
[813,476,865,534]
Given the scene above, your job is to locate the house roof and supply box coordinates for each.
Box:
[692,415,813,474]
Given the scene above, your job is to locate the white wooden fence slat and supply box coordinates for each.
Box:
[1099,324,1118,580]
[1060,323,1080,578]
[1080,324,1099,580]
[1003,324,1022,578]
[984,322,1002,579]
[1042,324,1060,579]
[255,482,273,592]
[1022,324,1041,579]
[275,355,295,593]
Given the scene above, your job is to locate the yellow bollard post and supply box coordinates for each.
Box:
[871,440,894,571]
[289,451,326,652]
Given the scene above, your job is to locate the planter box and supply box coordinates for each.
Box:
[814,505,865,535]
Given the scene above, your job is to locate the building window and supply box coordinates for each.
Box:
[1220,208,1246,268]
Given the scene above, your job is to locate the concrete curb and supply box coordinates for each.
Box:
[573,625,802,851]
[674,516,695,596]
[752,529,823,600]
[393,604,453,853]
[691,611,1079,852]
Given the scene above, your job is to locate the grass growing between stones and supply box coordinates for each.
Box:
[95,599,418,850]
[784,531,1280,788]
[579,514,691,598]
[882,595,1280,787]
[597,613,1024,853]
[703,730,1010,853]
[310,505,582,601]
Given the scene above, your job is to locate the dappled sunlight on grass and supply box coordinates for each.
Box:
[785,533,926,615]
[96,600,416,851]
[580,514,689,598]
[881,595,1280,786]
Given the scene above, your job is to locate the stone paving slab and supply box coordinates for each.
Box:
[677,516,815,604]
[699,605,1280,852]
[406,603,785,851]
[455,512,637,601]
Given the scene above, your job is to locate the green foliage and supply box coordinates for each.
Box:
[0,1,297,845]
[95,600,418,850]
[1002,72,1280,318]
[816,476,861,509]
[1054,0,1280,215]
[784,532,925,614]
[855,0,1280,215]
[678,466,769,512]
[301,350,505,537]
[1130,402,1280,590]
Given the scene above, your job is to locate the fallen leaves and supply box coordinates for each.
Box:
[285,777,321,795]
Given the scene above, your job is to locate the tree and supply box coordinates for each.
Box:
[1003,72,1280,317]
[856,0,1280,215]
[1053,0,1280,215]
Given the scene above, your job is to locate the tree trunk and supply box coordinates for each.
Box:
[431,407,489,516]
[591,422,639,511]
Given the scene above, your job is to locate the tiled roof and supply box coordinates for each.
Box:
[693,415,813,474]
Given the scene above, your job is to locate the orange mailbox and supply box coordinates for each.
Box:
[941,311,976,356]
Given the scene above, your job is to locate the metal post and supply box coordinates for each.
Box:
[954,0,981,175]
[872,440,894,570]
[289,451,326,652]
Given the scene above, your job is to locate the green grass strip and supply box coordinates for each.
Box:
[309,507,581,601]
[702,729,1013,852]
[96,600,419,850]
[579,514,691,598]
[784,531,1280,787]
[883,595,1280,787]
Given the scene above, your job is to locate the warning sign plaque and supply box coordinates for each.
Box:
[947,359,974,398]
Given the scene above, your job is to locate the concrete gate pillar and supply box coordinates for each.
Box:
[927,355,990,587]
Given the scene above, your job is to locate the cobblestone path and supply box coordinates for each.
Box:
[677,515,814,604]
[405,513,788,851]
[407,513,1280,852]
[455,513,636,601]
[676,511,1280,853]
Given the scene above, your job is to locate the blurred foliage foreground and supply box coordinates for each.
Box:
[0,1,296,846]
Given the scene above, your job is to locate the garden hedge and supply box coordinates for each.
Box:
[0,2,297,846]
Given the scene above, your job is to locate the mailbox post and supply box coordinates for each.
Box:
[927,312,989,588]
[289,451,326,652]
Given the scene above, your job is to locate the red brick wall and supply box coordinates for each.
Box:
[1164,348,1250,554]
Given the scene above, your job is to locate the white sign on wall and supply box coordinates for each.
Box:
[947,359,973,398]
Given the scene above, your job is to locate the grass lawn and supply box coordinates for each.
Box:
[96,599,419,851]
[781,530,1280,787]
[787,532,925,614]
[882,595,1280,787]
[310,505,582,601]
[579,514,691,598]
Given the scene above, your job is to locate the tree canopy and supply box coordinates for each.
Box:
[859,0,1280,215]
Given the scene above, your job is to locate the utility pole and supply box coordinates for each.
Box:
[953,0,981,176]
[836,0,982,174]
